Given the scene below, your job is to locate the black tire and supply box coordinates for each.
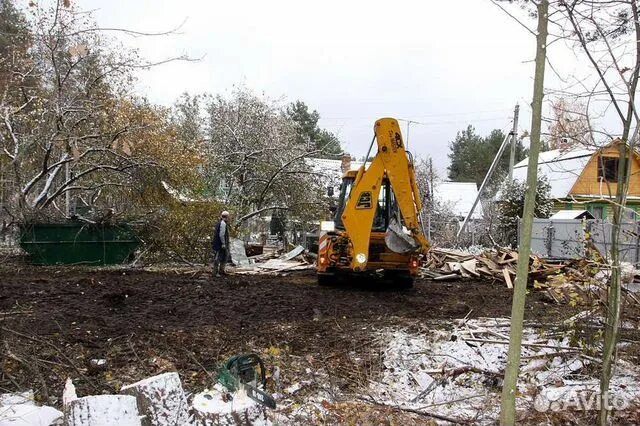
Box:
[385,271,414,289]
[397,275,414,289]
[317,274,334,286]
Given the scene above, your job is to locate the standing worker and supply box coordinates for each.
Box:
[212,211,231,277]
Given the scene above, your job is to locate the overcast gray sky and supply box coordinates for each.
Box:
[79,0,580,175]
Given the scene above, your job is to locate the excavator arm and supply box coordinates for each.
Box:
[341,118,430,271]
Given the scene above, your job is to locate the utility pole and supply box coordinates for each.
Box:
[508,104,520,180]
[406,121,410,149]
[457,129,512,237]
[404,120,419,150]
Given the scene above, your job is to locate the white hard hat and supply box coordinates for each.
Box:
[221,210,230,217]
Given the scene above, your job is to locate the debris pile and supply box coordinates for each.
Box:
[422,247,640,307]
[234,243,315,275]
[422,248,565,288]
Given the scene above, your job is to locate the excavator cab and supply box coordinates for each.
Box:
[334,174,398,233]
[316,118,430,288]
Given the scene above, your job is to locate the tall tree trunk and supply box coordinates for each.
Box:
[598,143,626,425]
[598,4,639,423]
[499,1,548,424]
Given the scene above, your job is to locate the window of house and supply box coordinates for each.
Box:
[598,157,619,182]
[591,206,604,220]
[597,156,630,183]
[624,208,637,222]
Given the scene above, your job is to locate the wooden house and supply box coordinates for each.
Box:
[512,139,640,221]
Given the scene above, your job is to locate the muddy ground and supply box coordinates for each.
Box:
[1,262,638,424]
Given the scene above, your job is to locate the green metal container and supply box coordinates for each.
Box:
[19,223,140,265]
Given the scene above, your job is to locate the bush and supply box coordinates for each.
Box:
[139,201,224,265]
[497,176,553,246]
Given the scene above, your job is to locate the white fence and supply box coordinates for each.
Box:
[520,218,640,263]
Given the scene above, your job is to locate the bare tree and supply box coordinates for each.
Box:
[0,1,187,225]
[547,97,594,148]
[205,87,333,227]
[556,2,640,424]
[493,1,640,423]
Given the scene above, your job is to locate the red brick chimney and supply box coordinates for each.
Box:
[340,153,352,173]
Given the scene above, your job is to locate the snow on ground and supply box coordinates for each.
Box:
[369,317,640,424]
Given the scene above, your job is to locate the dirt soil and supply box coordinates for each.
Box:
[1,263,636,424]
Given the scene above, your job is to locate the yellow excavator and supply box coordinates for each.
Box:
[317,117,430,287]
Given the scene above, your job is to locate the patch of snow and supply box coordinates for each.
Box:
[284,383,302,395]
[192,384,270,426]
[369,317,640,423]
[433,182,483,219]
[193,384,257,416]
[512,148,594,199]
[0,404,62,426]
[0,391,34,407]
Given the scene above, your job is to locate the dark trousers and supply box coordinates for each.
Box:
[213,248,228,274]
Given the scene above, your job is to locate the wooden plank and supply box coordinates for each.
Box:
[460,259,480,277]
[477,266,493,276]
[446,262,462,273]
[434,274,459,281]
[476,257,501,271]
[497,257,518,265]
[503,269,513,289]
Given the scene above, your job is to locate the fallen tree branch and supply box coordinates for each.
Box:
[358,395,471,424]
[1,326,101,391]
[462,337,582,352]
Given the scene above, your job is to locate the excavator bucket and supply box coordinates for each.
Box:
[385,216,419,254]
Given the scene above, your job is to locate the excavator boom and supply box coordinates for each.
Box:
[341,118,429,271]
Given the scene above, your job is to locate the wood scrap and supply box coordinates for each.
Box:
[502,269,513,289]
[419,247,637,308]
[433,273,458,281]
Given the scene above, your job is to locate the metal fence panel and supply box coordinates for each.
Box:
[549,220,586,259]
[520,218,640,263]
[530,219,551,257]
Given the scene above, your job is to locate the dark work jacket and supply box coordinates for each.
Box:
[212,219,230,251]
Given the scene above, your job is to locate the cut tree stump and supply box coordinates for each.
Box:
[65,395,141,426]
[120,372,189,426]
[191,384,265,426]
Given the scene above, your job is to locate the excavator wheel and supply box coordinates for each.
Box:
[385,271,414,289]
[317,274,334,286]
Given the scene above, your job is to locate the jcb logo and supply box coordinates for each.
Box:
[388,131,403,152]
[356,191,372,209]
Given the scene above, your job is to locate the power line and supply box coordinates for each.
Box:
[396,116,512,126]
[321,107,513,121]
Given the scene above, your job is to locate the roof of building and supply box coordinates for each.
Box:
[512,147,596,199]
[433,181,483,219]
[550,209,595,220]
